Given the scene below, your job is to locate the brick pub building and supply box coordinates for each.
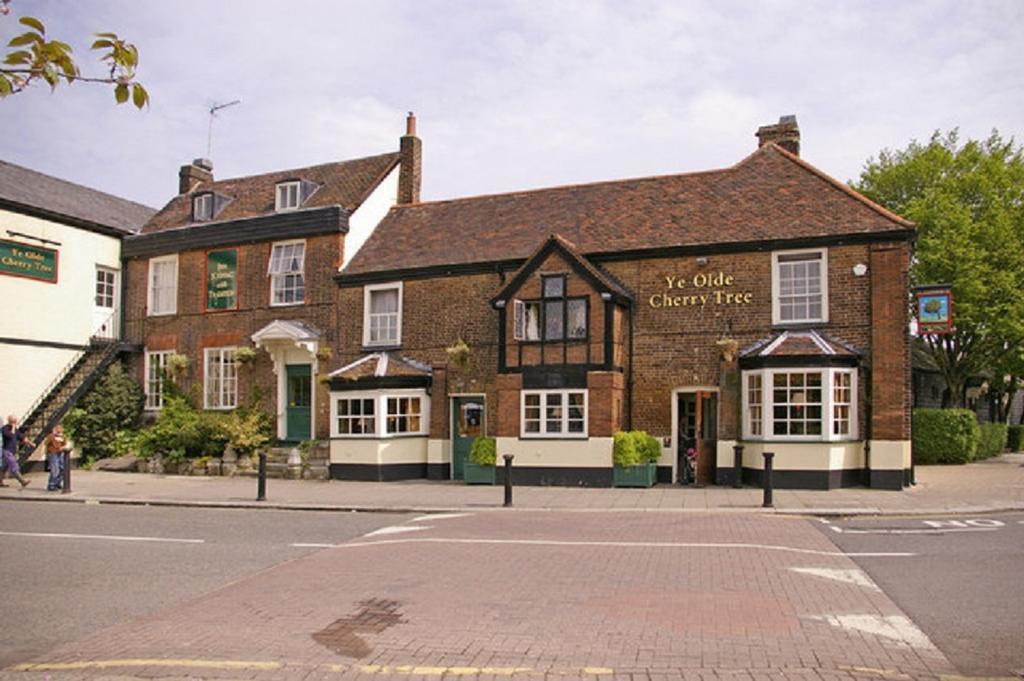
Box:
[330,116,914,489]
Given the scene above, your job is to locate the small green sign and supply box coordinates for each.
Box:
[0,239,58,283]
[207,249,237,310]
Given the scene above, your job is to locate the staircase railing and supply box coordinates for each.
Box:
[17,346,88,430]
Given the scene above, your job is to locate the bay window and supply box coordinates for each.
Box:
[521,389,587,438]
[331,390,427,437]
[743,368,856,441]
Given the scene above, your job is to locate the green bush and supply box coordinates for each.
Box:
[63,362,144,462]
[977,423,1008,459]
[468,436,496,465]
[631,431,661,464]
[1008,425,1023,452]
[222,406,271,457]
[137,396,228,459]
[912,409,979,464]
[612,431,640,467]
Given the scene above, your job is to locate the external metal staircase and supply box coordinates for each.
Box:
[16,314,132,463]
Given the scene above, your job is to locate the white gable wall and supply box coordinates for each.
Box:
[343,164,399,268]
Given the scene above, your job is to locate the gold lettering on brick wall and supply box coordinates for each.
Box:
[649,271,753,308]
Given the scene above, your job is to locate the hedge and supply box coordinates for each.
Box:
[912,409,979,464]
[977,423,1008,459]
[1008,425,1023,452]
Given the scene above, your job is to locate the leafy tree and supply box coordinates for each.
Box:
[855,131,1024,410]
[1,5,148,107]
[64,362,145,461]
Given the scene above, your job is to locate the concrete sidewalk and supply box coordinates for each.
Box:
[2,453,1023,516]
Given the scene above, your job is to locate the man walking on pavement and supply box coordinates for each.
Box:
[1,415,33,488]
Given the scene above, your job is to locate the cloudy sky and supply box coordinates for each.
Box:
[1,1,1021,210]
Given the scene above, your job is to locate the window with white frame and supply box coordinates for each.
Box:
[772,249,827,324]
[386,396,423,434]
[204,347,237,409]
[521,390,587,437]
[275,181,301,212]
[144,350,171,410]
[331,390,428,437]
[95,266,117,308]
[192,193,214,221]
[363,283,402,346]
[268,240,305,305]
[743,368,856,441]
[147,255,178,316]
[335,397,376,435]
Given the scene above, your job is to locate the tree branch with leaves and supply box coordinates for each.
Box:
[1,8,148,108]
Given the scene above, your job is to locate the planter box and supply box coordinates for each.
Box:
[464,462,496,485]
[613,462,657,488]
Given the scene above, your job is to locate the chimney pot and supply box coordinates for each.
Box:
[405,111,416,137]
[756,115,800,156]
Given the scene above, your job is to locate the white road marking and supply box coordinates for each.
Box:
[363,525,433,537]
[330,537,915,557]
[410,513,471,523]
[838,527,998,535]
[290,543,336,548]
[923,518,1004,528]
[0,530,204,544]
[790,567,881,591]
[810,614,937,650]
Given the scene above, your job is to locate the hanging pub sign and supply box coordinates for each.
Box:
[206,248,238,310]
[0,239,58,283]
[915,285,953,335]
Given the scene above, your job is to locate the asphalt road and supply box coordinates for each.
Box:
[819,511,1024,678]
[0,500,410,669]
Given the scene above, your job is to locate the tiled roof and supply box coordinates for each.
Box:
[343,144,913,276]
[329,352,432,381]
[741,330,860,359]
[141,152,400,234]
[0,160,156,234]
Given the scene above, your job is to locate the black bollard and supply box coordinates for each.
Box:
[61,449,71,494]
[762,451,774,508]
[257,451,267,501]
[732,444,744,489]
[503,454,514,507]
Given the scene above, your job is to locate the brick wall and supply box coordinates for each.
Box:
[869,241,912,440]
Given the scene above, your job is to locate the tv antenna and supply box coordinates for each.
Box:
[206,99,241,158]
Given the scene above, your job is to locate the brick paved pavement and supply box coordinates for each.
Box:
[3,453,1022,516]
[2,512,965,681]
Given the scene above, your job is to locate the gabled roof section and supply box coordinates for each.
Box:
[142,152,400,234]
[0,160,156,235]
[740,329,860,368]
[491,234,633,306]
[251,319,320,345]
[343,143,914,279]
[329,352,432,383]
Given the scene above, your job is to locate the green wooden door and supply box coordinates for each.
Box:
[285,364,312,442]
[451,397,485,480]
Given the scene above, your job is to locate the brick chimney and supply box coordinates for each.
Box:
[397,112,422,204]
[755,115,800,156]
[178,158,213,194]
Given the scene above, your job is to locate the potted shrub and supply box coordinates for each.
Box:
[612,430,659,487]
[464,435,497,485]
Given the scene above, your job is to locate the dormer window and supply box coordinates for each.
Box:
[276,181,301,212]
[192,193,214,222]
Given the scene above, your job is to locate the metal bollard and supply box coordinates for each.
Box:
[762,451,774,508]
[61,449,71,494]
[257,451,267,501]
[503,454,514,507]
[732,444,744,489]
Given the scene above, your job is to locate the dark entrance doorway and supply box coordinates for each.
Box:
[451,397,485,481]
[677,391,717,485]
[285,364,312,442]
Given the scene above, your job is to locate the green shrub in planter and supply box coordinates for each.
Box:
[465,436,496,484]
[632,430,661,464]
[912,409,979,464]
[977,423,1008,459]
[612,431,640,467]
[1008,425,1023,452]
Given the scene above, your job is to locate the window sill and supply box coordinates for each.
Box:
[361,344,402,352]
[519,435,589,441]
[147,311,177,317]
[270,301,305,308]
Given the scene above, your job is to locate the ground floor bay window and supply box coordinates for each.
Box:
[742,368,857,441]
[330,389,429,439]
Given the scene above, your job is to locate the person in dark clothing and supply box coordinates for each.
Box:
[1,415,33,488]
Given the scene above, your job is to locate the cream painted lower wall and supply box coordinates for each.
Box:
[1,345,79,429]
[495,437,614,468]
[427,438,450,466]
[869,440,911,471]
[733,440,865,471]
[330,437,428,465]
